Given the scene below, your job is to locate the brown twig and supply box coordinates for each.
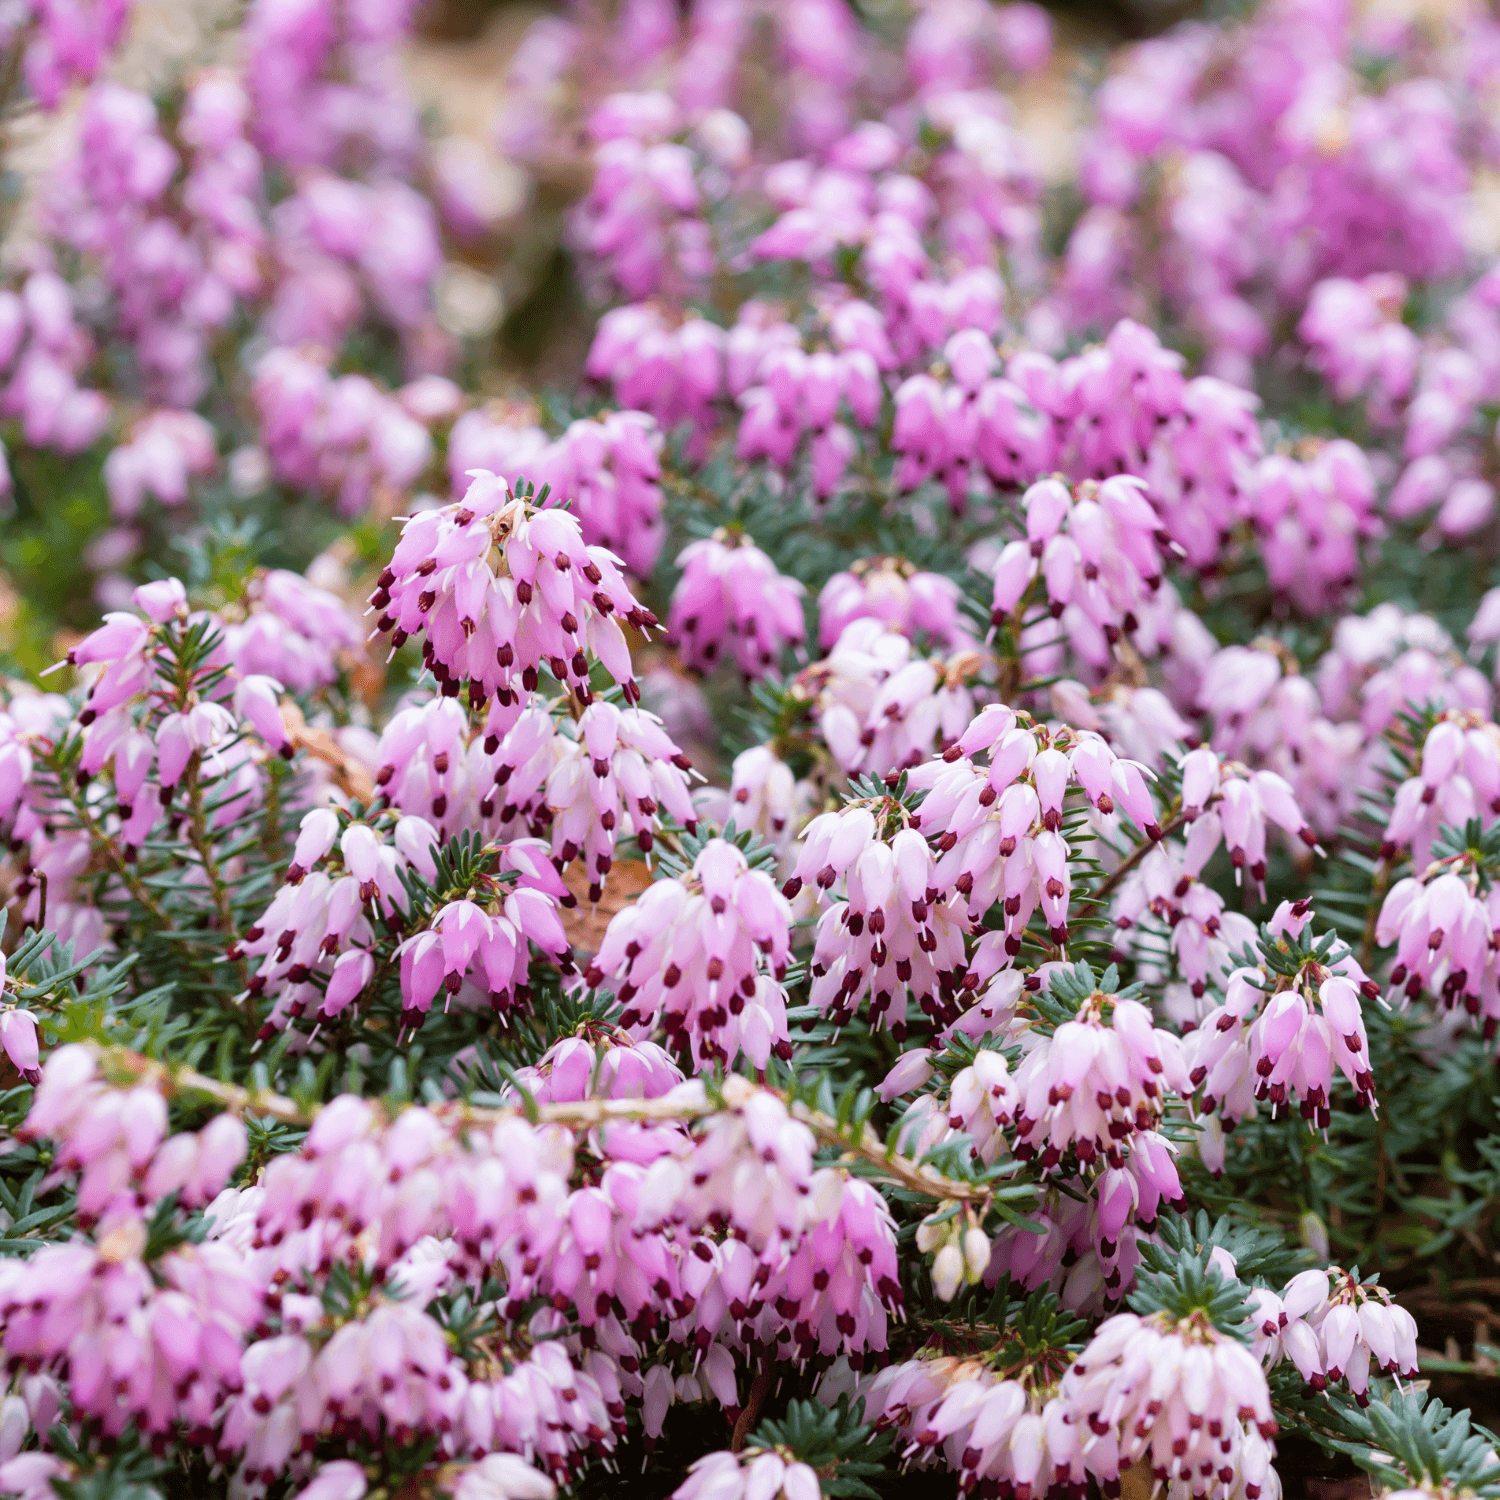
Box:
[1085,805,1189,909]
[183,757,243,949]
[1357,856,1394,971]
[121,1054,993,1204]
[731,1361,775,1452]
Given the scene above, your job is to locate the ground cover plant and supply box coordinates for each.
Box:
[7,2,1500,1499]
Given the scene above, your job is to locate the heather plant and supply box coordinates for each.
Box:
[8,1,1500,1499]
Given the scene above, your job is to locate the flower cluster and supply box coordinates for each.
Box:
[4,1041,917,1494]
[793,619,984,778]
[389,693,701,890]
[904,705,1159,954]
[789,794,969,1038]
[1,0,130,108]
[12,0,1500,1497]
[371,471,657,707]
[673,1450,822,1500]
[1187,903,1378,1139]
[585,837,794,1068]
[45,77,262,409]
[1056,0,1472,379]
[1008,990,1189,1174]
[1375,842,1500,1036]
[1379,713,1500,869]
[865,1354,1088,1498]
[818,557,970,650]
[1061,1308,1277,1497]
[450,405,666,577]
[252,348,434,516]
[1251,1267,1419,1405]
[669,533,807,679]
[0,272,110,484]
[988,474,1170,676]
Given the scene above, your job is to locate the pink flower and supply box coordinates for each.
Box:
[669,533,806,679]
[863,1355,1085,1496]
[586,838,793,1069]
[290,1462,369,1500]
[0,1009,41,1084]
[790,797,968,1038]
[373,471,656,708]
[673,1450,825,1500]
[901,708,1143,957]
[396,878,570,1034]
[801,620,980,777]
[1187,906,1378,1130]
[1061,1310,1276,1493]
[1380,713,1500,869]
[819,557,970,650]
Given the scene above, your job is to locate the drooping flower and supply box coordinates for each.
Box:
[585,838,794,1068]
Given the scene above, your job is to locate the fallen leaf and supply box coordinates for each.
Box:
[1120,1460,1153,1500]
[562,859,653,957]
[279,700,377,804]
[1305,1480,1375,1500]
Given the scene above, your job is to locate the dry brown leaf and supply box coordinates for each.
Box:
[1120,1460,1154,1500]
[278,700,377,804]
[1305,1480,1376,1500]
[562,859,652,957]
[346,651,386,712]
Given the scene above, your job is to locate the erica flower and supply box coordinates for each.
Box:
[788,795,969,1038]
[1010,990,1190,1173]
[395,877,571,1034]
[819,556,970,650]
[0,1007,41,1085]
[673,1450,821,1500]
[1178,747,1322,896]
[223,567,367,694]
[1379,713,1500,869]
[375,695,503,839]
[1376,859,1500,1033]
[903,705,1155,957]
[1061,1307,1276,1497]
[989,475,1168,674]
[1250,442,1380,614]
[1253,1267,1419,1404]
[1187,903,1379,1130]
[584,306,727,451]
[799,619,983,777]
[22,1044,246,1225]
[727,744,812,859]
[371,470,657,709]
[510,1028,683,1107]
[865,1355,1087,1498]
[252,348,433,514]
[668,531,807,679]
[639,1075,903,1342]
[585,837,794,1068]
[236,810,430,1037]
[1110,828,1258,1000]
[448,404,668,577]
[451,1454,558,1500]
[543,700,700,897]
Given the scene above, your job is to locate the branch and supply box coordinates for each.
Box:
[1085,804,1188,909]
[789,1099,993,1203]
[58,777,170,927]
[182,759,245,951]
[1357,855,1395,971]
[110,1053,993,1204]
[731,1358,774,1452]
